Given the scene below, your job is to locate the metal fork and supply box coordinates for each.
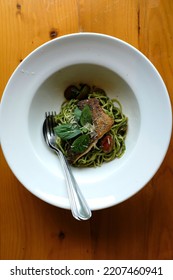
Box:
[43,112,92,221]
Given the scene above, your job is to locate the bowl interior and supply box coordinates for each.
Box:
[28,63,141,180]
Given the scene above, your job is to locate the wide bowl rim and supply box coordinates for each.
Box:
[0,32,172,210]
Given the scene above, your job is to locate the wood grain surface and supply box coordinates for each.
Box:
[0,0,173,260]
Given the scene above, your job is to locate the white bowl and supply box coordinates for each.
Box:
[0,33,172,210]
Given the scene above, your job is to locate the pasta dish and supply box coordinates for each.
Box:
[54,84,128,167]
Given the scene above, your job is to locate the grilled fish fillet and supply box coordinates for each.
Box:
[78,98,114,139]
[68,98,114,163]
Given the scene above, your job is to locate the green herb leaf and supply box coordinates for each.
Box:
[74,107,82,121]
[80,105,92,126]
[54,123,81,140]
[71,134,90,153]
[77,84,91,100]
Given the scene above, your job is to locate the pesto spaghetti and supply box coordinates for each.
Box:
[54,85,128,167]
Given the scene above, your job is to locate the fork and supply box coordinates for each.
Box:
[43,112,92,221]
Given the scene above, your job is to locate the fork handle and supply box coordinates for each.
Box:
[55,149,92,220]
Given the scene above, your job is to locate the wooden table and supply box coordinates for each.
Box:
[0,0,173,260]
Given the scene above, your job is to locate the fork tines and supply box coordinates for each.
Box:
[45,111,56,118]
[45,111,57,136]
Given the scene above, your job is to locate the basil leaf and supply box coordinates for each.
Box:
[80,105,92,126]
[77,84,91,100]
[71,134,90,153]
[74,107,82,121]
[54,123,81,140]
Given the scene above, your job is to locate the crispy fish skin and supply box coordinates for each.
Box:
[78,98,114,138]
[68,98,114,163]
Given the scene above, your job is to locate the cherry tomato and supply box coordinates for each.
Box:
[101,135,114,153]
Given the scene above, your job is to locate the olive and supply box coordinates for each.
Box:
[64,85,80,100]
[92,86,106,95]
